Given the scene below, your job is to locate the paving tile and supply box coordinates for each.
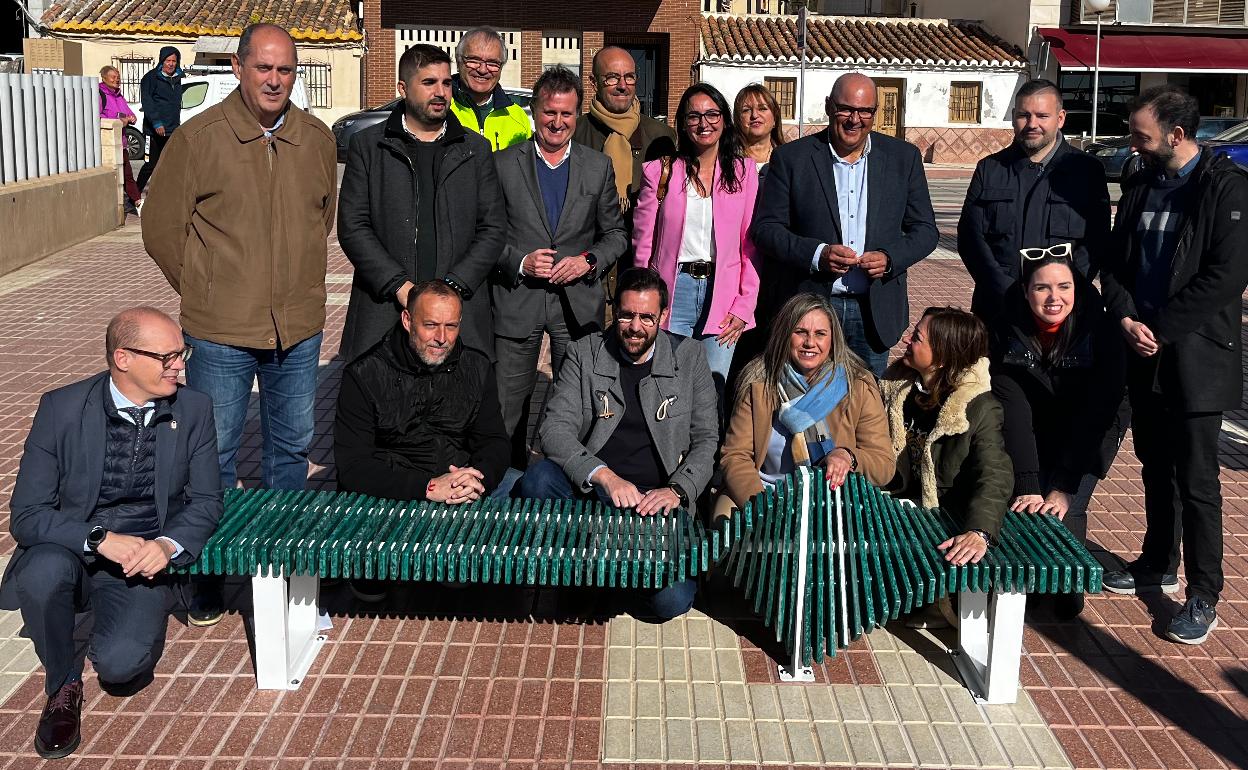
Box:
[747,684,780,720]
[693,718,726,762]
[843,721,883,766]
[994,723,1043,768]
[724,718,759,763]
[832,686,868,721]
[604,680,629,718]
[663,682,690,718]
[601,717,631,762]
[814,720,852,765]
[634,681,661,719]
[632,717,663,762]
[861,685,900,722]
[903,722,948,767]
[756,719,790,763]
[963,723,1009,766]
[662,717,694,762]
[691,682,722,719]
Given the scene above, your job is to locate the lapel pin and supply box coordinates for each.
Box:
[170,420,177,430]
[596,391,615,420]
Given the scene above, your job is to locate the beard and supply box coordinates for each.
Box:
[408,99,447,126]
[1018,130,1055,153]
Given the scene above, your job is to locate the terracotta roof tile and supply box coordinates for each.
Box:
[42,0,362,42]
[699,13,1025,67]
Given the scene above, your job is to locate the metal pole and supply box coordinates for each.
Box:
[798,5,808,137]
[1090,12,1102,144]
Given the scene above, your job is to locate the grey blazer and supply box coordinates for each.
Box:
[538,331,718,507]
[490,141,628,333]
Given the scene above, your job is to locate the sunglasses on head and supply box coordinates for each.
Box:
[1019,242,1073,262]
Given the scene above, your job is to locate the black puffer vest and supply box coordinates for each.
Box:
[90,396,162,538]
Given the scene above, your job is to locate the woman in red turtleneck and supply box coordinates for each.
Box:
[988,252,1129,617]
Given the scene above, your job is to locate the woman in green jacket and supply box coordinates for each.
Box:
[880,307,1014,568]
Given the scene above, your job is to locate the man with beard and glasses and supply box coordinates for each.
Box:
[334,280,509,601]
[514,268,718,620]
[958,79,1111,320]
[752,73,937,376]
[338,43,505,364]
[1098,86,1248,645]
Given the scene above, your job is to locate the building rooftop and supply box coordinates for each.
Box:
[699,13,1026,68]
[41,0,363,42]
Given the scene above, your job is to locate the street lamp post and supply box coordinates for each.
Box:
[1084,0,1111,143]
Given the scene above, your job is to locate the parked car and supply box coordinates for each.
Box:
[331,88,533,162]
[1086,117,1248,180]
[125,73,310,161]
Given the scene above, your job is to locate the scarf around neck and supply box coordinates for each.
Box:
[589,99,641,211]
[778,363,849,466]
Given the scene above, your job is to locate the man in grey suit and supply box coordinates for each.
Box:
[515,268,717,620]
[752,73,938,375]
[0,308,222,759]
[491,65,627,464]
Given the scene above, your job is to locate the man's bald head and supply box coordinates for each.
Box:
[830,73,876,106]
[106,307,179,364]
[592,46,639,114]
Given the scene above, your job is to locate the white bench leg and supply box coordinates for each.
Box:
[951,588,1026,704]
[252,571,327,690]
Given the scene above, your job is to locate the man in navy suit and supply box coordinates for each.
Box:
[0,307,222,759]
[751,73,938,375]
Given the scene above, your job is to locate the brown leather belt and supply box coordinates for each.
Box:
[678,261,714,279]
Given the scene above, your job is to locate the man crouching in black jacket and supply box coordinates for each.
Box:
[334,281,509,600]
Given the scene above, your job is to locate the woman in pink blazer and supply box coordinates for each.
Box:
[632,83,761,398]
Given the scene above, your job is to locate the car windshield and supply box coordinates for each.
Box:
[1210,119,1248,142]
[1196,119,1241,140]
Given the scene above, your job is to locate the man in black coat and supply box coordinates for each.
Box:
[334,281,508,602]
[337,44,505,363]
[136,46,182,193]
[0,308,222,759]
[1100,86,1248,645]
[958,79,1111,320]
[751,73,937,375]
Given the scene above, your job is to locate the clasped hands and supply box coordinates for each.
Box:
[522,249,591,285]
[96,533,175,579]
[1010,489,1073,519]
[819,244,889,279]
[427,465,487,504]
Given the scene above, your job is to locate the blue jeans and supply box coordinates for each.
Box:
[823,294,889,377]
[183,332,322,490]
[515,459,697,620]
[668,271,736,394]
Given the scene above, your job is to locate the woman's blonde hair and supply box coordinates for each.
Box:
[99,65,119,79]
[739,293,869,402]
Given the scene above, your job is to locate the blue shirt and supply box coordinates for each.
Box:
[811,137,872,294]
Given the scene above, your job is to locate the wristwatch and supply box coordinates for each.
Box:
[968,529,992,548]
[441,276,472,300]
[87,525,107,553]
[582,252,598,282]
[667,484,689,508]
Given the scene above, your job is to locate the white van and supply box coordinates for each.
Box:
[125,73,311,160]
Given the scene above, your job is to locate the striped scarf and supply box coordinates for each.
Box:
[778,364,849,466]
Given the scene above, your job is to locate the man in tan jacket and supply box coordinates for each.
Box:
[142,23,336,624]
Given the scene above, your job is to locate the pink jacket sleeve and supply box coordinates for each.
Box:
[631,159,662,269]
[728,159,762,326]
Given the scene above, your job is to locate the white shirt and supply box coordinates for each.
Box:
[677,184,716,264]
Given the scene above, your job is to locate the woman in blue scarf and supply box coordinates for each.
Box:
[718,293,895,517]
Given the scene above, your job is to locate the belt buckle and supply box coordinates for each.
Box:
[688,261,712,279]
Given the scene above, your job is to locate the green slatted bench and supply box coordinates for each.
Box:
[184,468,1100,703]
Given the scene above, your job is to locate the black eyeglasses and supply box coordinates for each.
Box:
[684,110,723,125]
[123,346,193,368]
[601,73,638,87]
[833,104,877,118]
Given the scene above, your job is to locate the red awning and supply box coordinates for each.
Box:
[1039,27,1248,73]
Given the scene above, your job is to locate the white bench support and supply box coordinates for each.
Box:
[252,571,327,690]
[951,587,1027,704]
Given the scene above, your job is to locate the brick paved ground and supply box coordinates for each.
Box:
[0,179,1246,769]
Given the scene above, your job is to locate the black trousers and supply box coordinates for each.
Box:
[13,543,171,694]
[1129,387,1224,604]
[136,130,171,194]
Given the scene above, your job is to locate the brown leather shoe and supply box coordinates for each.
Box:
[34,679,83,759]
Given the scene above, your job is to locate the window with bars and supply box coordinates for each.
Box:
[113,57,151,104]
[765,76,796,121]
[948,82,981,124]
[299,62,332,109]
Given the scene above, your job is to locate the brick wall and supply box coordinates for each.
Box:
[520,29,543,88]
[580,31,604,107]
[365,0,697,122]
[363,0,396,107]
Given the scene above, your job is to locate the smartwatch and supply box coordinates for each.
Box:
[667,484,689,508]
[87,525,107,553]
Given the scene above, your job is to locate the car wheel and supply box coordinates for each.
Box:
[124,127,145,161]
